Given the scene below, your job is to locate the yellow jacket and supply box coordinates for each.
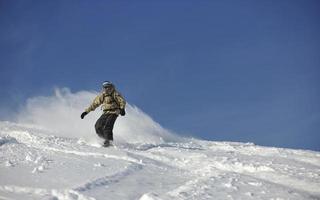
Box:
[85,90,126,114]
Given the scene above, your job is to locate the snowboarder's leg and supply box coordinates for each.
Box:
[103,114,118,141]
[95,114,108,139]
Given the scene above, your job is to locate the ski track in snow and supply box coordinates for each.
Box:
[0,121,320,200]
[73,163,144,193]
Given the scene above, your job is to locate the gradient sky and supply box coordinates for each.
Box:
[1,0,319,151]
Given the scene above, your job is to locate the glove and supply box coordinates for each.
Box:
[120,108,126,116]
[81,112,88,119]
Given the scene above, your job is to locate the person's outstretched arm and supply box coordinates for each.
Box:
[85,93,104,113]
[81,94,104,119]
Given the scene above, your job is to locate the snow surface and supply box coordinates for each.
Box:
[1,121,319,200]
[1,88,320,200]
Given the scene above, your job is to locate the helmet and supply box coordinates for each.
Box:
[102,81,114,88]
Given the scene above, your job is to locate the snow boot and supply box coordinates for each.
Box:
[103,140,110,147]
[103,140,113,147]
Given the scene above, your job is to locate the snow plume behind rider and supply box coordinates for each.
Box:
[15,87,182,145]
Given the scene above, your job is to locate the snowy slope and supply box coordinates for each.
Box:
[1,121,320,200]
[1,89,320,200]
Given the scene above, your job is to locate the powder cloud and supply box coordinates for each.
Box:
[16,88,182,145]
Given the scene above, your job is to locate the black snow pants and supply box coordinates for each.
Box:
[95,113,118,141]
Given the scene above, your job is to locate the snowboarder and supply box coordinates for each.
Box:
[80,81,126,147]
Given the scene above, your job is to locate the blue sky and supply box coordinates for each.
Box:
[1,0,319,151]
